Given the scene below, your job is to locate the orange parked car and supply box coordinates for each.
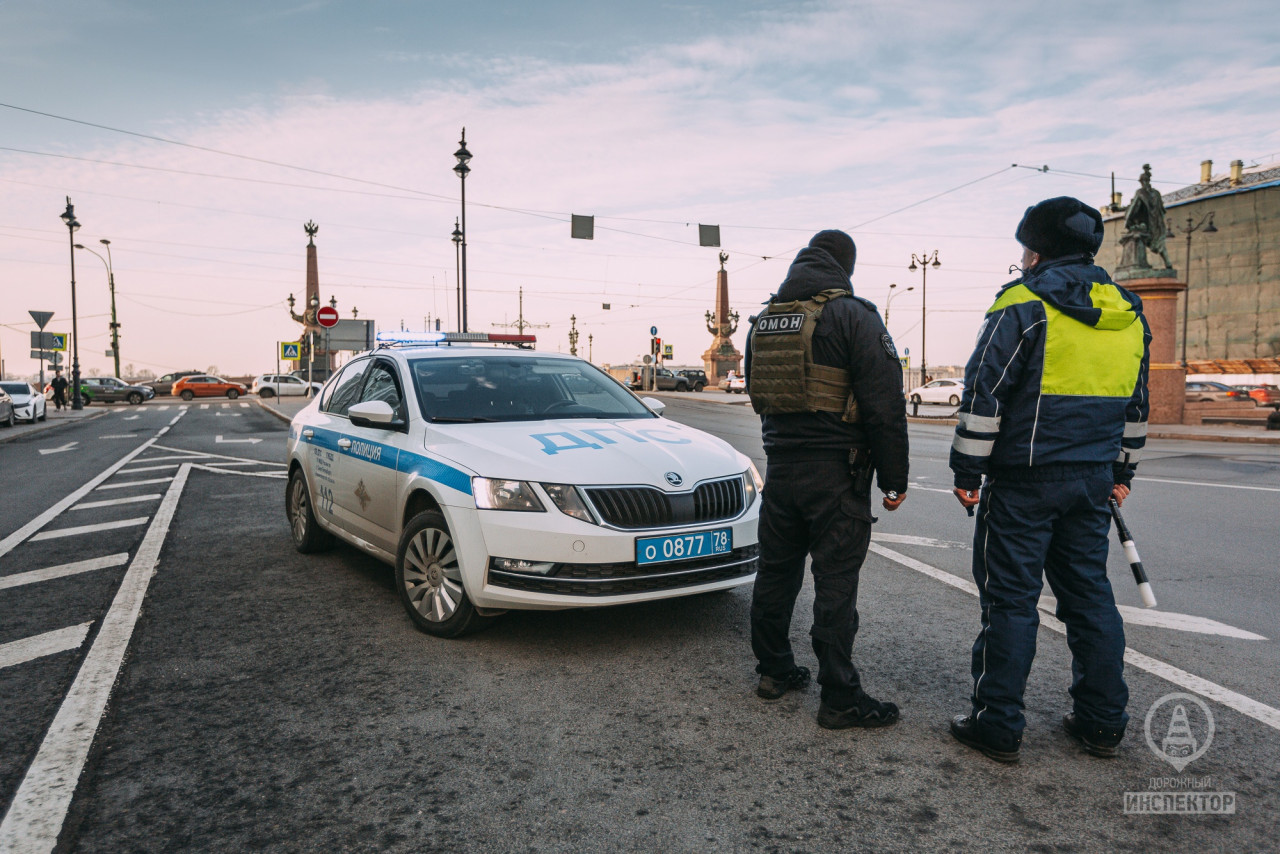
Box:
[172,375,250,401]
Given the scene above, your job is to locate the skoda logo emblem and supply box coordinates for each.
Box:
[664,472,683,487]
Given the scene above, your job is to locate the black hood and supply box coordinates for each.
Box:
[775,247,854,302]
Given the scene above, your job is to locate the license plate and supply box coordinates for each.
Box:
[635,528,732,566]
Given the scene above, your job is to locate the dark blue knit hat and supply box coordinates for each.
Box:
[1015,196,1104,259]
[808,230,856,276]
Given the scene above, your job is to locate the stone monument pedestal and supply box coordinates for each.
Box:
[1122,277,1186,424]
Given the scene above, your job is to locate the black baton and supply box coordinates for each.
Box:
[1109,497,1157,608]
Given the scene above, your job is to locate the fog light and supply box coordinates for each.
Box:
[490,557,556,575]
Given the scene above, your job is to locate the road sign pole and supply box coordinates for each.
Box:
[276,343,281,405]
[28,312,54,394]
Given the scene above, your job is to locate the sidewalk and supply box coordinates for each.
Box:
[257,396,310,425]
[0,405,108,444]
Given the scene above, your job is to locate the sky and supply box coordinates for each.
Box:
[2,0,1279,380]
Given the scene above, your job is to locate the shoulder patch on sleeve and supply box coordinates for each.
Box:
[880,333,899,360]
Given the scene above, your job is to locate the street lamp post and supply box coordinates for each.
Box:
[884,282,914,323]
[451,219,463,332]
[909,250,941,386]
[1172,213,1218,366]
[59,197,84,410]
[453,130,472,332]
[74,240,121,378]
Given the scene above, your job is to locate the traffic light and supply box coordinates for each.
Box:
[653,337,662,358]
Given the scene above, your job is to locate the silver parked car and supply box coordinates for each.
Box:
[0,382,46,423]
[0,386,14,427]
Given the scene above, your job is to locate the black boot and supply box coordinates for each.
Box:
[756,665,811,700]
[950,715,1020,763]
[1063,713,1124,758]
[817,690,899,729]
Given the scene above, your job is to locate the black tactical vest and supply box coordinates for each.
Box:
[748,288,858,421]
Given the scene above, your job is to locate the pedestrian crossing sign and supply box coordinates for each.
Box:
[280,341,301,360]
[49,332,68,351]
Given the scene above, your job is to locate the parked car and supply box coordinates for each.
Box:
[1185,381,1250,403]
[0,386,14,427]
[290,367,336,383]
[628,368,690,392]
[1231,384,1280,409]
[0,381,46,423]
[67,377,156,405]
[719,372,746,393]
[144,370,204,396]
[677,369,708,392]
[172,375,250,400]
[908,378,964,406]
[252,374,324,398]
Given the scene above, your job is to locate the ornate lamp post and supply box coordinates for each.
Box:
[453,130,472,332]
[451,219,463,332]
[568,315,579,356]
[74,240,122,378]
[884,282,913,323]
[1172,213,1218,365]
[908,251,941,385]
[59,198,84,409]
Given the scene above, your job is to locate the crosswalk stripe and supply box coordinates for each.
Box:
[30,518,150,541]
[96,476,173,491]
[239,402,249,408]
[155,405,170,411]
[199,404,209,410]
[0,554,131,590]
[0,623,92,670]
[73,494,163,511]
[119,463,181,473]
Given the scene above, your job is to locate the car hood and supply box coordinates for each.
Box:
[423,416,750,488]
[7,392,34,403]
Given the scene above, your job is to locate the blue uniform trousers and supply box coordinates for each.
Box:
[969,463,1129,737]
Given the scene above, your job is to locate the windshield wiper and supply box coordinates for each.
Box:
[429,416,498,423]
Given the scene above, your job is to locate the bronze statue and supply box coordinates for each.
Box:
[1119,164,1172,271]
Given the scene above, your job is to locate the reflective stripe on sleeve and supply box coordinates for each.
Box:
[952,434,995,457]
[1123,421,1148,439]
[957,412,1002,433]
[1116,447,1143,463]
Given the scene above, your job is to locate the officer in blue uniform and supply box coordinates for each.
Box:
[746,230,910,730]
[948,197,1151,762]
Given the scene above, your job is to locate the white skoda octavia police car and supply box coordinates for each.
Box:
[285,332,762,637]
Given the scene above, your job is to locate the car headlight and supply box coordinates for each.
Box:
[473,478,545,512]
[743,463,763,505]
[540,483,597,524]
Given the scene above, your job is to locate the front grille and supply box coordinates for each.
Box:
[488,545,758,597]
[585,476,745,529]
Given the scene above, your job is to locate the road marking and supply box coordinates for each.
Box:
[199,404,209,410]
[122,415,140,421]
[1039,596,1267,641]
[0,466,190,852]
[0,554,130,590]
[119,463,181,473]
[0,623,92,671]
[72,494,162,511]
[1134,476,1280,494]
[239,402,249,408]
[128,454,207,463]
[215,435,262,445]
[179,404,189,410]
[29,518,151,541]
[98,434,139,439]
[154,405,170,411]
[96,476,174,490]
[868,543,1280,733]
[872,533,968,549]
[189,463,288,479]
[37,442,78,456]
[214,412,242,417]
[153,443,284,466]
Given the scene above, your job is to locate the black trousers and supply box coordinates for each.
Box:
[750,459,872,706]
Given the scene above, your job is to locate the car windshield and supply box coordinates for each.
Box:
[409,355,655,423]
[0,382,30,395]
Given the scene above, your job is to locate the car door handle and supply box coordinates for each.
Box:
[302,429,314,439]
[337,438,352,449]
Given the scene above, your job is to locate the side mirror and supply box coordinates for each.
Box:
[348,400,403,430]
[641,396,666,416]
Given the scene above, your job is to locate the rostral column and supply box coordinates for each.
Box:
[701,251,743,380]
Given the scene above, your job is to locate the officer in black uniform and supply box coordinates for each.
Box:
[746,230,910,729]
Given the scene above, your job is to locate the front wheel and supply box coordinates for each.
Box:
[259,388,275,399]
[3,410,13,427]
[128,392,143,405]
[227,389,240,400]
[948,394,960,406]
[180,390,195,401]
[286,469,333,553]
[395,511,491,638]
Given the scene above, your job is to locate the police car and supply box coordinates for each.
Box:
[285,332,762,637]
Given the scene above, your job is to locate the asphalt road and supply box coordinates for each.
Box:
[1,396,1277,852]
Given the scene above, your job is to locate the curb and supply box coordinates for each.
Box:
[256,398,296,425]
[0,408,110,445]
[1148,431,1280,445]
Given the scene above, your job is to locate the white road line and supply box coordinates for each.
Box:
[0,624,92,671]
[118,463,181,473]
[0,466,190,852]
[188,463,288,479]
[1134,476,1280,494]
[154,405,170,411]
[0,554,131,591]
[1039,596,1268,641]
[908,485,956,494]
[95,476,174,491]
[96,434,138,439]
[29,518,150,541]
[199,403,209,409]
[72,494,162,511]
[153,443,287,466]
[239,402,249,408]
[868,543,1280,733]
[126,454,208,463]
[872,533,968,549]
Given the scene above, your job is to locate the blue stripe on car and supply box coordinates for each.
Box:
[303,425,473,496]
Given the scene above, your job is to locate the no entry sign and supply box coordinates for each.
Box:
[317,305,339,328]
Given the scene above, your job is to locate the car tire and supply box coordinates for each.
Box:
[180,390,195,401]
[227,389,240,400]
[259,388,275,399]
[695,383,705,392]
[948,394,960,406]
[910,394,922,404]
[286,469,333,554]
[3,410,13,427]
[128,392,143,405]
[395,510,491,638]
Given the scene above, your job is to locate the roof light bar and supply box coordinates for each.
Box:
[374,331,538,347]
